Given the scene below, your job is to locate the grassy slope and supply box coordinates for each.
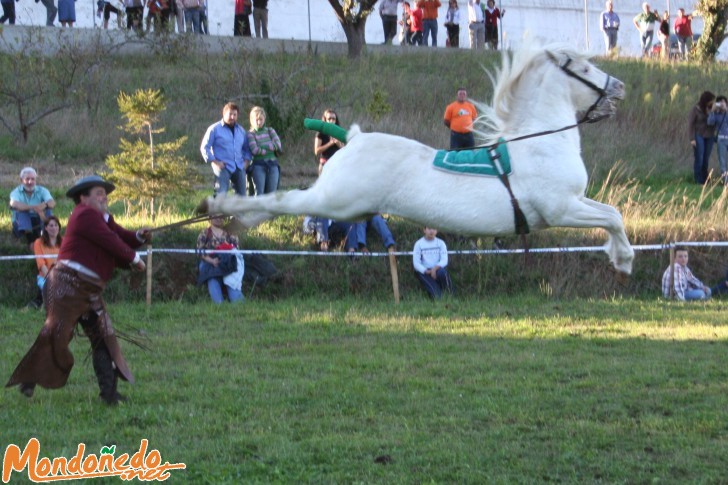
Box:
[2,46,728,303]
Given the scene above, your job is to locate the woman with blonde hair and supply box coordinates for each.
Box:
[246,106,283,195]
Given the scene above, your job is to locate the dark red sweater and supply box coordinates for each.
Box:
[58,204,142,282]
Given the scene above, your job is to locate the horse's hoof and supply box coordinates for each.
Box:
[194,198,210,215]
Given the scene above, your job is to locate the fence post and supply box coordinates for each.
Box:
[146,244,153,307]
[668,243,675,300]
[388,247,400,304]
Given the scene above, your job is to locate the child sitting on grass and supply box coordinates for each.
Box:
[413,226,454,300]
[661,247,711,301]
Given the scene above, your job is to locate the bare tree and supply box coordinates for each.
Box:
[0,28,113,143]
[326,0,378,58]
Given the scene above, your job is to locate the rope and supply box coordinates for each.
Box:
[4,241,728,261]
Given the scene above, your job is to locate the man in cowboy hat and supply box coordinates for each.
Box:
[6,175,151,405]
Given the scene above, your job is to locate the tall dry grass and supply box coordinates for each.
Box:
[593,162,728,244]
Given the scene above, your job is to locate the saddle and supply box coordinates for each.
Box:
[432,141,511,177]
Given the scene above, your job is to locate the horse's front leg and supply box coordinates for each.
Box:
[548,197,634,275]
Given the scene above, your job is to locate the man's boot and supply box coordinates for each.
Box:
[93,345,126,405]
[19,383,36,398]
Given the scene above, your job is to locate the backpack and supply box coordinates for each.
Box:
[243,253,280,287]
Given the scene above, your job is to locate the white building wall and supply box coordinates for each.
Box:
[9,0,723,59]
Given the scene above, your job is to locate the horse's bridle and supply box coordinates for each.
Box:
[558,56,611,124]
[475,54,613,148]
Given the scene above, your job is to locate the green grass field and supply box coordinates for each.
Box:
[2,298,727,483]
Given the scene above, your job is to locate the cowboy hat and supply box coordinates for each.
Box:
[66,175,116,198]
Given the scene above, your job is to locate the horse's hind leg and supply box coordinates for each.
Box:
[206,186,369,229]
[550,197,634,274]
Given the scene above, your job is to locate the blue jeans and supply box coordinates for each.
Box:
[716,137,728,179]
[250,160,279,196]
[410,31,423,46]
[199,262,244,303]
[711,269,728,295]
[693,135,715,184]
[317,220,357,251]
[355,215,395,249]
[603,29,618,53]
[415,268,454,299]
[0,0,16,24]
[12,209,52,242]
[684,288,710,301]
[422,19,438,46]
[677,34,691,59]
[40,0,57,25]
[640,30,654,55]
[216,167,246,196]
[449,131,474,150]
[184,7,201,33]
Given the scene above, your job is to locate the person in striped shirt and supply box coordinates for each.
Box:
[661,247,711,301]
[247,106,283,196]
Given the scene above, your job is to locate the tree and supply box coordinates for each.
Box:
[693,0,728,62]
[105,89,196,220]
[326,0,378,58]
[0,28,110,143]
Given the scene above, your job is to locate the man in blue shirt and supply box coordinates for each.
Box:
[200,102,252,196]
[600,0,620,56]
[9,167,55,246]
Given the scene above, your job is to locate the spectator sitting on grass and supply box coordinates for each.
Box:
[710,267,728,297]
[197,215,245,304]
[302,216,357,253]
[413,226,454,299]
[28,215,64,309]
[354,215,396,253]
[9,167,56,248]
[661,247,711,301]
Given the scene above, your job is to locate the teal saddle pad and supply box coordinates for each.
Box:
[433,142,511,177]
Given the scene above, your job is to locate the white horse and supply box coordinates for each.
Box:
[204,42,634,274]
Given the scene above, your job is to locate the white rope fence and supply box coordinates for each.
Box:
[3,241,728,261]
[5,241,727,305]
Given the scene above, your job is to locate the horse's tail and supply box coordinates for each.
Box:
[347,124,362,143]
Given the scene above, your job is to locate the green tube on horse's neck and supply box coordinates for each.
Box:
[303,119,348,143]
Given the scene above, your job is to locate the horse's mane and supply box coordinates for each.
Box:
[473,40,591,146]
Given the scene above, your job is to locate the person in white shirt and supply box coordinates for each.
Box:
[467,0,485,49]
[413,226,455,299]
[444,0,460,48]
[380,0,402,45]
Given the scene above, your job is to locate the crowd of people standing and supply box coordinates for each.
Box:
[1,0,271,36]
[390,0,505,49]
[600,1,701,60]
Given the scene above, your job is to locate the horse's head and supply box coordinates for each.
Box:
[476,41,625,143]
[545,47,624,121]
